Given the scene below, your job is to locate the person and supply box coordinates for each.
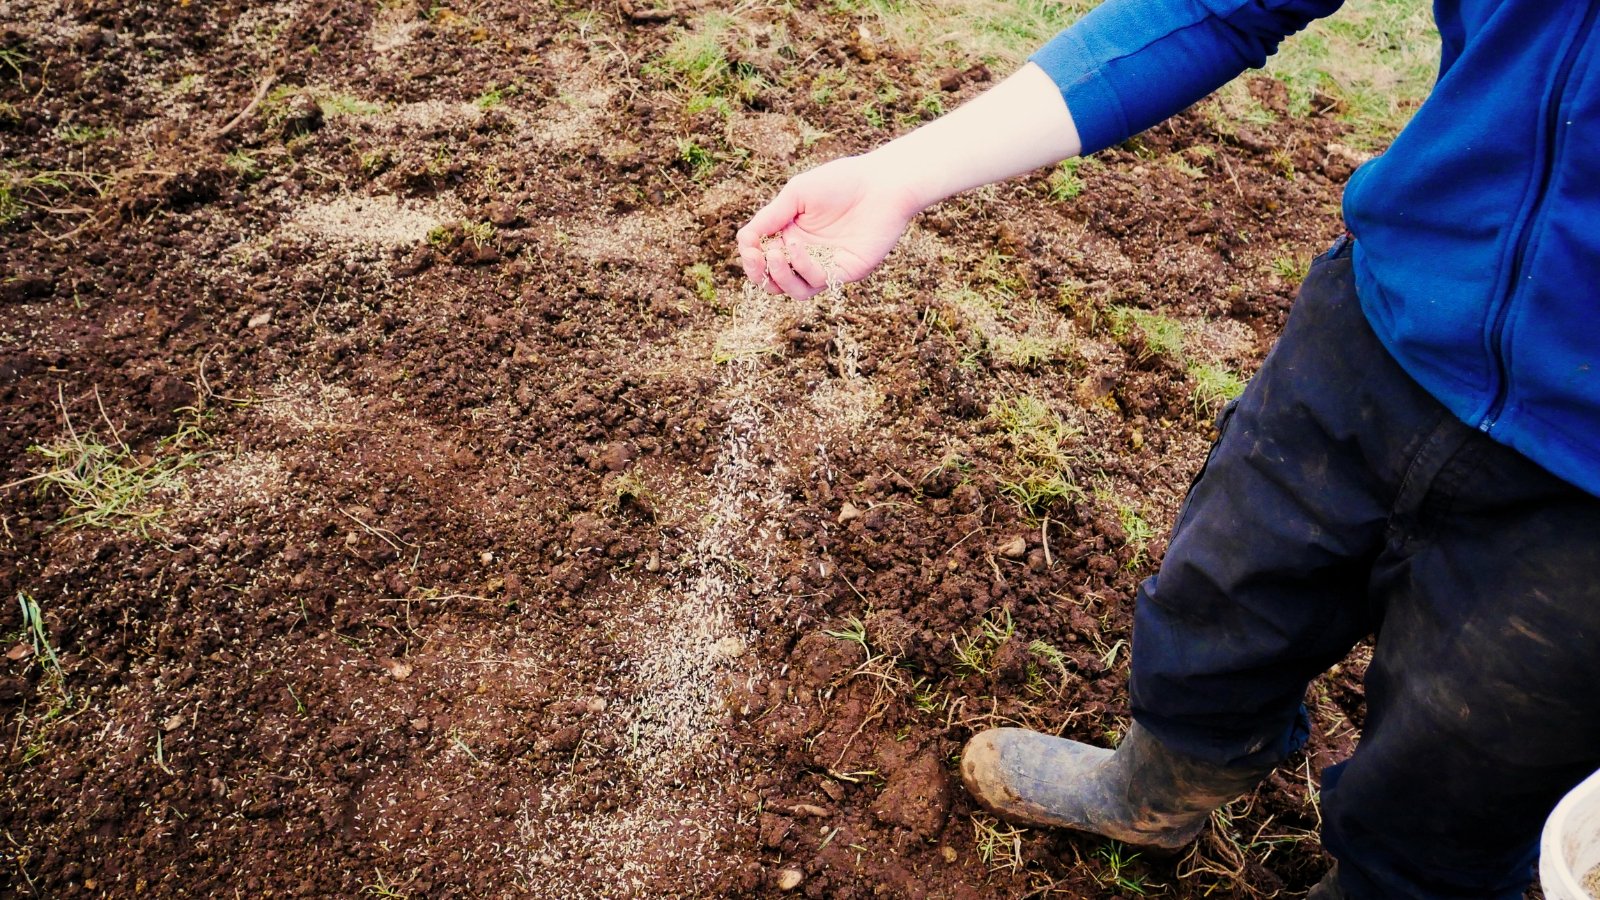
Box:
[735,2,1600,897]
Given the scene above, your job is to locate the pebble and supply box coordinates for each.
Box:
[247,310,273,328]
[837,502,861,524]
[999,535,1027,558]
[776,869,804,891]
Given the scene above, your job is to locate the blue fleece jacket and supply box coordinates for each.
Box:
[1031,1,1600,497]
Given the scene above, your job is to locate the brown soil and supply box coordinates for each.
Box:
[2,1,1374,897]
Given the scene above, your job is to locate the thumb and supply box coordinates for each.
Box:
[737,187,803,247]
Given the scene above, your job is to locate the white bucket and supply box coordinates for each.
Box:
[1542,767,1600,900]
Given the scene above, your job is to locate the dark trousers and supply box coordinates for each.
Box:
[1129,239,1600,898]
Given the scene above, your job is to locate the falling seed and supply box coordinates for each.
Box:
[776,868,804,891]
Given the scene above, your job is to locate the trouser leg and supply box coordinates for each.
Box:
[1127,240,1600,896]
[1129,241,1437,768]
[1320,425,1600,898]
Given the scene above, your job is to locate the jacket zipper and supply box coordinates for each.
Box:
[1481,3,1598,433]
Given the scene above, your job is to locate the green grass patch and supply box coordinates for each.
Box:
[1255,0,1437,145]
[1108,306,1184,361]
[1188,362,1247,416]
[646,14,766,112]
[11,402,212,535]
[990,394,1085,516]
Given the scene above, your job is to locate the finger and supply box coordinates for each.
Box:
[782,232,832,292]
[738,188,802,247]
[763,235,818,300]
[738,243,766,286]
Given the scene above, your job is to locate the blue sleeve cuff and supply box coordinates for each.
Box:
[1031,28,1131,156]
[1029,0,1345,155]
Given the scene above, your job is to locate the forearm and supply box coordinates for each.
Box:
[865,62,1083,213]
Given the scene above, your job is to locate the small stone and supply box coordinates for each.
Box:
[384,659,413,680]
[645,551,661,573]
[585,698,608,715]
[247,310,273,328]
[5,643,31,662]
[161,714,184,732]
[999,535,1027,559]
[715,636,747,659]
[837,502,861,524]
[776,868,804,891]
[789,803,829,818]
[939,846,958,863]
[480,550,495,565]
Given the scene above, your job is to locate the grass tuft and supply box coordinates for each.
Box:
[990,395,1085,516]
[971,813,1029,873]
[1108,306,1184,362]
[9,394,211,535]
[951,608,1014,676]
[1188,362,1247,417]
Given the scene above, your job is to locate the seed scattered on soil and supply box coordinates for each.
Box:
[285,194,454,247]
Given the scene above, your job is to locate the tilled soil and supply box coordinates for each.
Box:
[3,0,1376,896]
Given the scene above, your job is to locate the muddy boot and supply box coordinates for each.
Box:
[959,722,1274,849]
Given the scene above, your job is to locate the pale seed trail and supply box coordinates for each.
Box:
[513,271,882,897]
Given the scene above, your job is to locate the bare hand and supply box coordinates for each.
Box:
[736,154,925,301]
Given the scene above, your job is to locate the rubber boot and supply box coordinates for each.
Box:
[960,722,1274,849]
[1305,866,1346,899]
